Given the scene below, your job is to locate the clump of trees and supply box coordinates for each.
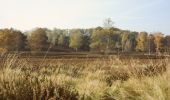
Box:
[27,28,48,52]
[136,32,148,52]
[0,19,169,54]
[0,28,26,52]
[69,29,83,52]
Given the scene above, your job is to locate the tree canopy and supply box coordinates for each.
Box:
[0,19,169,54]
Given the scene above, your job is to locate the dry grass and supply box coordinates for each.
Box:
[0,54,169,100]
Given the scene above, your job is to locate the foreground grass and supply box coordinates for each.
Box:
[0,55,169,100]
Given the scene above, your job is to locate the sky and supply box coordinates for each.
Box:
[0,0,170,34]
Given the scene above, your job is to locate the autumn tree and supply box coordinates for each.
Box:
[103,18,115,53]
[58,33,68,47]
[62,29,70,47]
[136,32,148,52]
[90,28,117,52]
[120,31,137,52]
[27,28,48,51]
[51,28,63,45]
[147,34,156,53]
[79,29,91,51]
[154,33,165,53]
[165,35,170,52]
[44,28,53,43]
[109,28,120,50]
[0,28,26,52]
[13,30,26,51]
[81,35,90,51]
[69,29,83,51]
[124,32,138,52]
[90,29,108,52]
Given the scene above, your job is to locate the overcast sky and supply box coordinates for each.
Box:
[0,0,169,34]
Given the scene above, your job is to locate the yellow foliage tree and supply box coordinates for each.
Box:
[27,28,48,52]
[154,33,165,53]
[136,32,148,52]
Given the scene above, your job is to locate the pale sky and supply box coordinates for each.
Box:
[0,0,169,34]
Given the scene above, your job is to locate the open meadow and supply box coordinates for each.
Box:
[0,54,169,100]
[1,0,170,99]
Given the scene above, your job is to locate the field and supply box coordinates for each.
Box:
[0,54,170,100]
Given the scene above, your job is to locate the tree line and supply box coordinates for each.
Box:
[0,21,170,54]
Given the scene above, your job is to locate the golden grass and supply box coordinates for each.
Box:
[0,55,169,100]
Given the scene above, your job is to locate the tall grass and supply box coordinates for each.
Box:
[0,55,169,100]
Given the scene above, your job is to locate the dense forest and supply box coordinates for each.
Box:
[0,19,170,54]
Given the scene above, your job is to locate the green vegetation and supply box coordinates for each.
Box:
[0,55,169,100]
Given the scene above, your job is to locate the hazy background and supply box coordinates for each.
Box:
[0,0,169,34]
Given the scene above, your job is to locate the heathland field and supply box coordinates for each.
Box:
[0,54,169,100]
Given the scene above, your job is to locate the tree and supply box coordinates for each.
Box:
[108,28,120,51]
[79,29,91,51]
[147,34,156,53]
[90,28,117,52]
[44,28,53,43]
[0,28,26,52]
[69,30,83,51]
[154,33,165,53]
[103,18,115,53]
[81,35,90,51]
[58,33,68,47]
[51,28,63,45]
[121,31,130,52]
[165,35,170,53]
[90,29,107,52]
[136,32,148,52]
[27,28,48,51]
[0,29,14,51]
[103,18,114,29]
[13,30,26,51]
[62,29,70,48]
[124,32,137,52]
